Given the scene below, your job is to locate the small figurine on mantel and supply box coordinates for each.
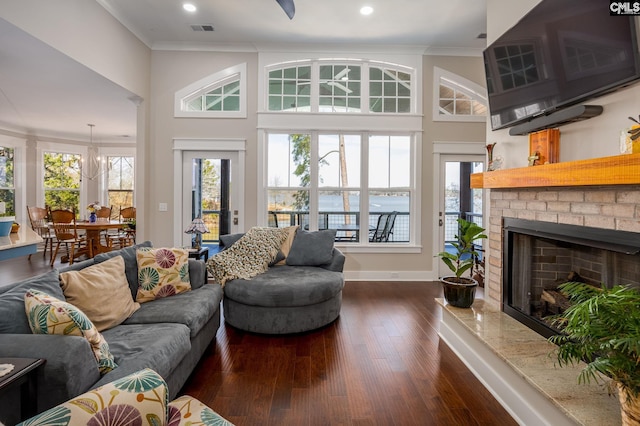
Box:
[528,151,540,166]
[626,115,640,154]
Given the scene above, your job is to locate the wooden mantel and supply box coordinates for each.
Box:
[471,153,640,189]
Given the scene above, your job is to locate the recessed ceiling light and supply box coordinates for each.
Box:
[183,3,197,12]
[360,6,374,16]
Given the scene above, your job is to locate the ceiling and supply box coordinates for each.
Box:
[0,1,487,142]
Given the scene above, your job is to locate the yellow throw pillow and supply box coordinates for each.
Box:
[60,256,140,331]
[276,225,299,265]
[24,289,117,375]
[136,248,191,303]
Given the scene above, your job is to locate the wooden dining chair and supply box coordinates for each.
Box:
[96,206,113,246]
[108,206,136,248]
[48,208,89,266]
[27,205,55,261]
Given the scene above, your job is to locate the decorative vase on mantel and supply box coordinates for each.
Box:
[89,212,97,223]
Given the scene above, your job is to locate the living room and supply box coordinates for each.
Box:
[1,0,639,424]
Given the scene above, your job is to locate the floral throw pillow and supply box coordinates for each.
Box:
[169,395,235,425]
[136,247,191,303]
[24,289,117,375]
[16,369,167,426]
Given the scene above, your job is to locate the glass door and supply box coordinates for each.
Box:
[437,155,484,278]
[182,151,239,249]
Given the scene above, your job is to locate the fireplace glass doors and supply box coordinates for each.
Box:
[502,218,640,337]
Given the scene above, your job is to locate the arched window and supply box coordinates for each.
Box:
[266,60,415,114]
[433,67,487,122]
[174,63,246,118]
[259,56,422,251]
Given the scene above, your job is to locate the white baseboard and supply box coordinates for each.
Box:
[344,270,436,281]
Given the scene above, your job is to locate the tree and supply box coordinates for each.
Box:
[201,159,220,211]
[0,147,15,214]
[291,134,311,210]
[43,152,81,211]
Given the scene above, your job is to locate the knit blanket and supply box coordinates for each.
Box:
[206,227,290,287]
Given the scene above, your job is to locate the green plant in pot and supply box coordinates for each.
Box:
[548,282,640,426]
[436,218,487,308]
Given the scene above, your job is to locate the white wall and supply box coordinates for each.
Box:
[149,50,487,278]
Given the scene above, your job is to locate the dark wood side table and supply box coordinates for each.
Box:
[0,358,46,422]
[188,247,209,262]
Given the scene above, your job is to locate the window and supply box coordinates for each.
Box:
[260,55,421,250]
[184,78,240,112]
[369,66,411,113]
[174,63,247,118]
[319,65,361,112]
[266,132,413,244]
[433,67,487,122]
[0,147,15,215]
[266,60,414,114]
[268,65,311,112]
[43,151,81,212]
[107,156,134,213]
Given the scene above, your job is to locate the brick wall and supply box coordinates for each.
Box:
[487,185,640,303]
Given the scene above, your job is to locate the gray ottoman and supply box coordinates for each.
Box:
[223,265,344,334]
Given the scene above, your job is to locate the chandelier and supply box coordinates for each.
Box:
[80,124,108,182]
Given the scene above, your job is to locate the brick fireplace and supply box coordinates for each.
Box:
[486,185,640,306]
[436,158,639,424]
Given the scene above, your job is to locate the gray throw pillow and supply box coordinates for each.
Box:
[220,232,285,265]
[219,233,245,250]
[286,229,336,266]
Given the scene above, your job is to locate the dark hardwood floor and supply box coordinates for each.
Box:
[1,252,516,425]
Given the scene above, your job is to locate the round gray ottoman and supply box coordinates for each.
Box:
[222,265,344,334]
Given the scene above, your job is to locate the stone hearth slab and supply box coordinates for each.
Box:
[436,298,620,426]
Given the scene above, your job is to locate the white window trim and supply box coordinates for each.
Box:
[174,63,247,118]
[258,130,421,254]
[100,146,136,207]
[432,66,488,123]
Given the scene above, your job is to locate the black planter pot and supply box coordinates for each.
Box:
[440,276,478,308]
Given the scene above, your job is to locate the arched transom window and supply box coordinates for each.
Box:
[266,60,415,114]
[433,66,487,122]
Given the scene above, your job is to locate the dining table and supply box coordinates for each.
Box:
[74,220,126,259]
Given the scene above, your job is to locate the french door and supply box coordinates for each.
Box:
[181,151,240,248]
[436,154,485,278]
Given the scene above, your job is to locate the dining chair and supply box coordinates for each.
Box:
[108,206,136,248]
[48,208,89,266]
[96,206,114,246]
[26,205,55,261]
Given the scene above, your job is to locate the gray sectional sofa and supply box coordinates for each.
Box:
[219,229,346,334]
[0,241,222,425]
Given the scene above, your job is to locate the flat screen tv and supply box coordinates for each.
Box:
[484,0,640,131]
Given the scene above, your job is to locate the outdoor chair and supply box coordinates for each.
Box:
[369,211,398,243]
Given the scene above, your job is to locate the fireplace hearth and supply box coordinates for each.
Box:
[502,217,640,337]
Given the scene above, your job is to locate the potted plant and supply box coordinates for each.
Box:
[436,218,487,308]
[548,282,640,425]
